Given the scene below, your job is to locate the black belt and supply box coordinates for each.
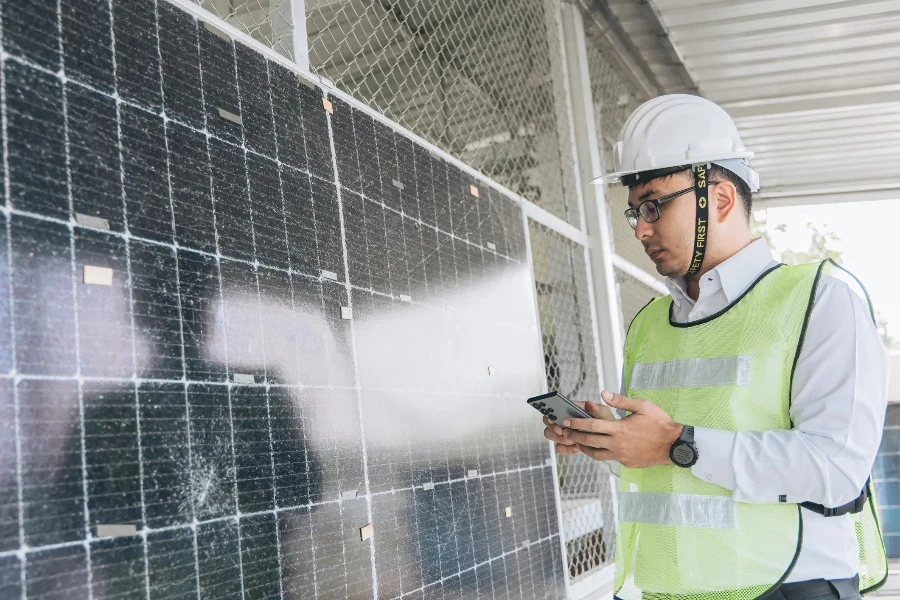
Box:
[774,575,860,600]
[800,478,869,518]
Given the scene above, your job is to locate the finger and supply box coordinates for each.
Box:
[543,416,565,437]
[563,429,613,450]
[556,442,582,456]
[562,416,616,434]
[583,400,615,421]
[543,427,575,445]
[577,445,615,462]
[601,390,644,413]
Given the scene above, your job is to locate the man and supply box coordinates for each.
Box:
[543,95,889,599]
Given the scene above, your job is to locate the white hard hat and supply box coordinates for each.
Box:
[592,94,760,192]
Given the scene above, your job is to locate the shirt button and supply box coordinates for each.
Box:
[706,475,713,482]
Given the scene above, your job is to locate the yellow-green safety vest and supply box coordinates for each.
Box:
[616,260,888,599]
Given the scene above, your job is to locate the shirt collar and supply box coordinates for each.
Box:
[666,238,775,307]
[665,277,690,308]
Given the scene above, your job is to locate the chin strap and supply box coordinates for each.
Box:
[685,164,710,278]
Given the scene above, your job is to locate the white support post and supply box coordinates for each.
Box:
[557,8,623,595]
[290,0,310,72]
[544,3,621,598]
[558,3,624,392]
[523,206,574,600]
[542,0,610,402]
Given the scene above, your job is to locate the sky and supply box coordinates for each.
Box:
[757,199,900,349]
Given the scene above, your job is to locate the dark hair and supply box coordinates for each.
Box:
[627,165,753,221]
[707,165,752,220]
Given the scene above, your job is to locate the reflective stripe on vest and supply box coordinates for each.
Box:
[630,355,751,390]
[618,491,738,529]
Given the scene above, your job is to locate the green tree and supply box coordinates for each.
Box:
[752,211,892,348]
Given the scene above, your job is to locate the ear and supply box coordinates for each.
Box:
[714,180,738,224]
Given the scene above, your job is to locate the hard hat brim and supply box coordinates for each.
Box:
[592,156,759,193]
[590,172,623,185]
[590,164,693,187]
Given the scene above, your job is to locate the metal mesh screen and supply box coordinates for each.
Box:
[528,220,616,581]
[188,0,582,223]
[582,12,646,155]
[193,0,296,59]
[304,0,581,226]
[583,9,651,268]
[615,267,663,332]
[582,10,664,316]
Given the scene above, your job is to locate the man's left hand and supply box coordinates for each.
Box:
[562,390,684,469]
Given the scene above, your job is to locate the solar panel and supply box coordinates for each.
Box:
[0,1,567,598]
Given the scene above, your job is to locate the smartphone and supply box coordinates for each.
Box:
[526,391,591,427]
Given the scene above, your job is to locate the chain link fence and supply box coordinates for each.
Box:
[581,9,646,159]
[193,0,296,59]
[581,12,665,340]
[190,0,582,224]
[304,0,580,226]
[583,7,650,265]
[615,267,663,332]
[528,220,617,582]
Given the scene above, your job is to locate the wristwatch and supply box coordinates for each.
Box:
[669,425,698,468]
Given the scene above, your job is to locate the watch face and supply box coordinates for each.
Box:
[672,443,695,466]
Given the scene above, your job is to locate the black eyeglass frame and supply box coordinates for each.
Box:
[624,181,720,230]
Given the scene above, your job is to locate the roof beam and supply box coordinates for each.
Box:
[721,85,900,119]
[755,182,900,207]
[579,0,664,98]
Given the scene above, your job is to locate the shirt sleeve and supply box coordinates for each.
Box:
[691,276,890,506]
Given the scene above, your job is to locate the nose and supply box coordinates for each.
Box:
[634,215,654,241]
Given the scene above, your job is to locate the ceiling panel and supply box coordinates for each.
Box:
[645,0,900,206]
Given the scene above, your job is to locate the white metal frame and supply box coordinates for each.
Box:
[611,255,668,296]
[558,2,625,392]
[289,0,309,71]
[555,2,625,597]
[523,209,574,600]
[164,2,628,598]
[548,2,625,597]
[545,0,609,406]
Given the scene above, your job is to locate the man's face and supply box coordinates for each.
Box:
[627,172,698,279]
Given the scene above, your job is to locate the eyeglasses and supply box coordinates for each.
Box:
[624,182,719,230]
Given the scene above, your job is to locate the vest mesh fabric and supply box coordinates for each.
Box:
[616,261,887,599]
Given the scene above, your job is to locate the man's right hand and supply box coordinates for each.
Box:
[542,400,615,456]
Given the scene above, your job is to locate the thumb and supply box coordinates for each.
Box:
[601,390,643,413]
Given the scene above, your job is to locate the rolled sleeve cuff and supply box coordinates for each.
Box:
[691,427,737,491]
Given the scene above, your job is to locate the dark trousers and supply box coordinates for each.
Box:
[769,575,861,600]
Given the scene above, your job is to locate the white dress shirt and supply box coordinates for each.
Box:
[661,238,889,582]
